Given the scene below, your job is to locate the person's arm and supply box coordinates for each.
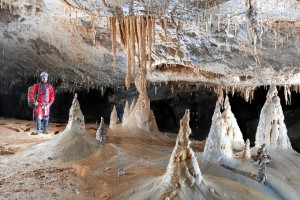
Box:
[48,85,55,105]
[29,84,38,103]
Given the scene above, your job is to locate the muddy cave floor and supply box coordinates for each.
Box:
[0,118,300,200]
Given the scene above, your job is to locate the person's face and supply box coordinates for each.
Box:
[41,76,48,83]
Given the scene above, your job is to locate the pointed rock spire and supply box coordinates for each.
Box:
[243,139,251,159]
[122,101,130,125]
[255,85,292,149]
[109,105,119,129]
[129,97,136,113]
[66,93,85,133]
[162,109,202,188]
[204,102,233,162]
[222,95,245,149]
[96,117,106,142]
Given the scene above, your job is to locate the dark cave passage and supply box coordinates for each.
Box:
[0,84,300,151]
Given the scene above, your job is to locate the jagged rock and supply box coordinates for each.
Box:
[255,144,271,184]
[255,85,292,149]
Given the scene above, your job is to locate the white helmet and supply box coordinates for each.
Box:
[40,72,48,78]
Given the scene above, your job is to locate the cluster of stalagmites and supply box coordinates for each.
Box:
[109,69,158,132]
[203,94,245,162]
[255,85,292,149]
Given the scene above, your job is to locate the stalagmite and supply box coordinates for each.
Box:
[255,85,292,149]
[203,102,233,162]
[162,109,202,188]
[48,93,99,161]
[255,144,271,184]
[222,95,245,150]
[96,117,106,143]
[66,93,85,132]
[109,105,119,129]
[129,97,136,113]
[243,139,251,159]
[122,100,130,125]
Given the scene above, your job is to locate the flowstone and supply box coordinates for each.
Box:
[255,85,292,149]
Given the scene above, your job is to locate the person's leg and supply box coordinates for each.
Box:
[43,115,49,134]
[36,115,42,134]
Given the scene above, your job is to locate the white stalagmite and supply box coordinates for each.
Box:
[162,109,202,188]
[122,100,130,125]
[222,95,245,149]
[129,97,136,113]
[66,93,85,133]
[203,102,233,162]
[255,85,292,149]
[129,98,136,113]
[96,117,106,142]
[243,139,251,159]
[109,105,119,129]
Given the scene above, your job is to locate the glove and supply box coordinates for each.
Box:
[33,101,38,106]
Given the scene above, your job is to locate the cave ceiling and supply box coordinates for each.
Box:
[1,0,300,93]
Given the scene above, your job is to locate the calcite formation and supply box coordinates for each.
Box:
[255,85,292,149]
[162,109,202,188]
[122,100,130,125]
[96,116,106,143]
[222,95,245,149]
[66,93,85,133]
[109,105,119,129]
[204,102,233,162]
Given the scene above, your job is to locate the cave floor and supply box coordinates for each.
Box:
[0,118,203,199]
[1,118,300,200]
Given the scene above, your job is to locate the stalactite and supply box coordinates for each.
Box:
[130,16,136,77]
[147,16,153,73]
[284,84,291,105]
[125,17,131,89]
[110,17,117,72]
